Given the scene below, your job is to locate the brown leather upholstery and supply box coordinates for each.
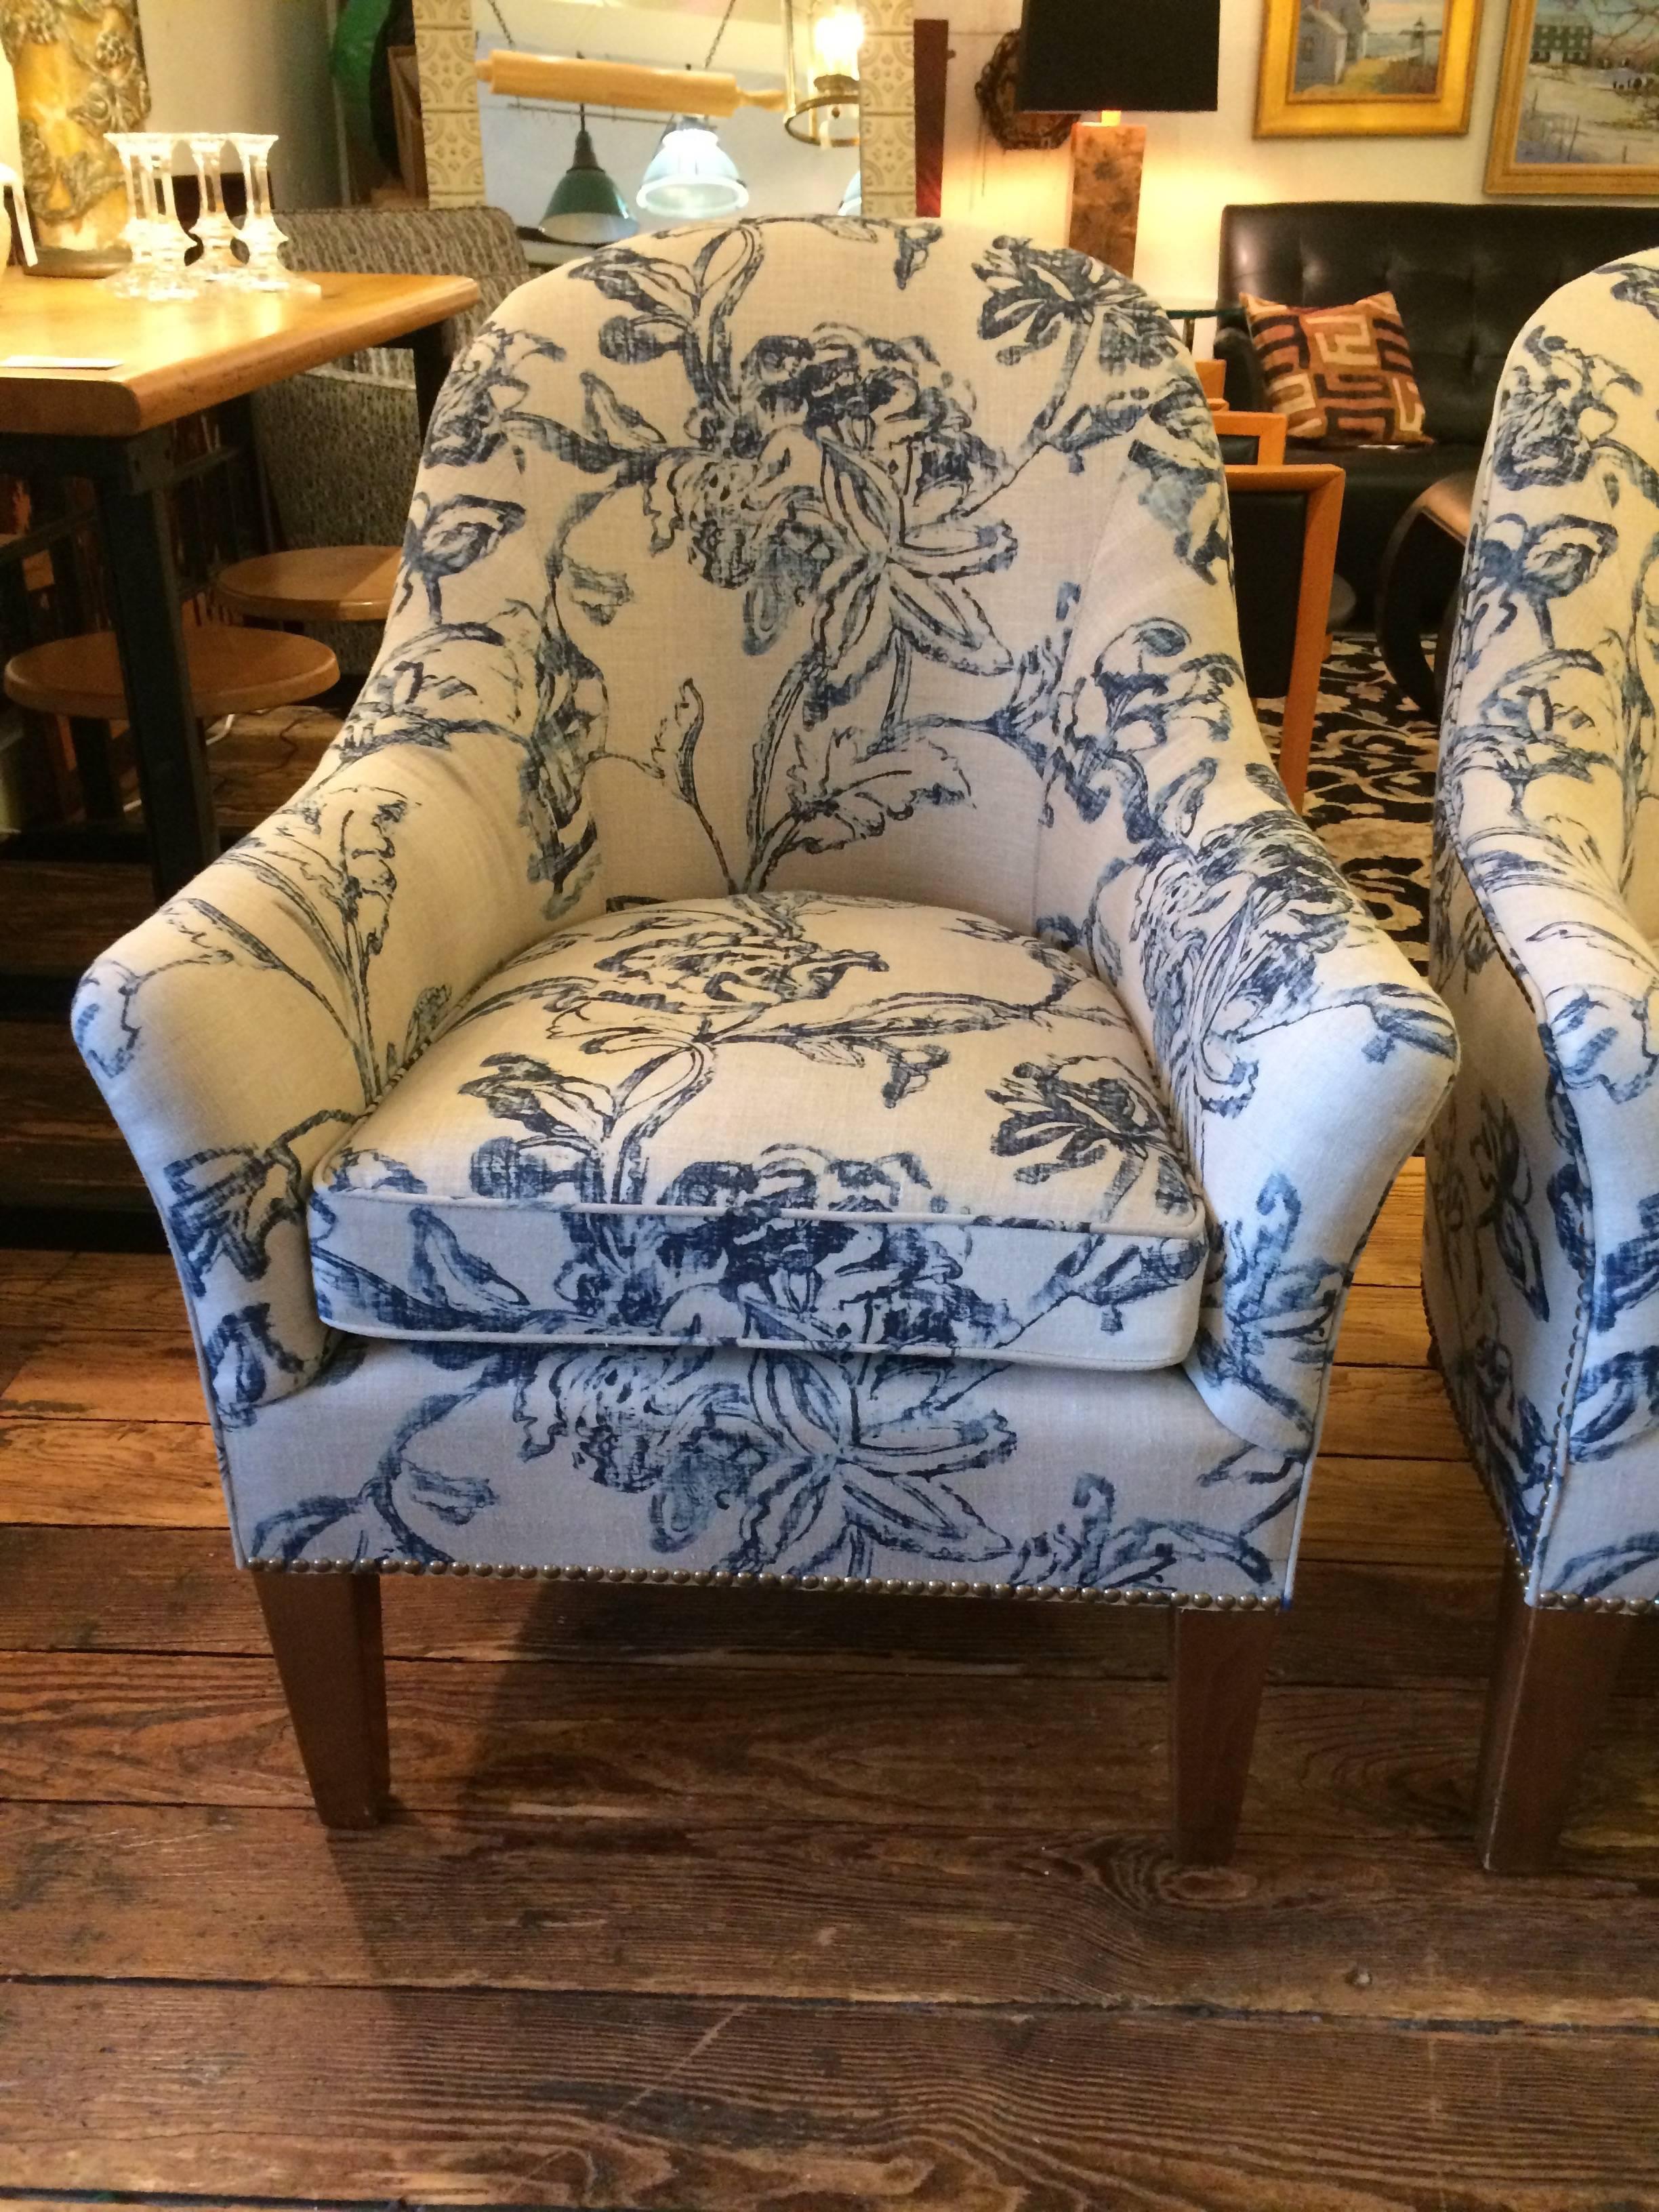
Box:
[1213,201,1659,613]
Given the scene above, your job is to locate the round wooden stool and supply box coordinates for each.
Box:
[5,626,340,825]
[215,546,401,626]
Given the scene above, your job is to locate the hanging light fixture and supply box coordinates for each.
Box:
[782,0,864,147]
[633,0,749,221]
[541,105,638,247]
[636,115,749,218]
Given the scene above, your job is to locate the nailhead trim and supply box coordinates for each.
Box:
[1496,1527,1659,1616]
[1428,1315,1659,1616]
[243,1555,1282,1608]
[1534,1587,1656,1615]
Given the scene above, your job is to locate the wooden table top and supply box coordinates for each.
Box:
[0,267,480,441]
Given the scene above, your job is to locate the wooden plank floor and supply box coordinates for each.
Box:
[2,1162,1659,2209]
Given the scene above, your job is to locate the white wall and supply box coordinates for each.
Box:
[0,0,341,210]
[143,0,341,205]
[941,0,1657,313]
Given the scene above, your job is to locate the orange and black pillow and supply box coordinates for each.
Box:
[1241,291,1431,449]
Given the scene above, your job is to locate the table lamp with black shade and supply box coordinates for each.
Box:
[1014,0,1221,277]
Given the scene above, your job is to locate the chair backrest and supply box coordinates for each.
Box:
[255,206,533,662]
[1218,201,1659,445]
[279,204,531,378]
[1443,244,1659,939]
[395,217,1242,933]
[1213,409,1287,466]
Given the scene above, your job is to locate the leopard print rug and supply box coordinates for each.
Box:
[1259,636,1438,974]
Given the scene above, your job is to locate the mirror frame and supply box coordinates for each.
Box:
[411,0,916,218]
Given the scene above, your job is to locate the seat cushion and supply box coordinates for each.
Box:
[309,894,1208,1370]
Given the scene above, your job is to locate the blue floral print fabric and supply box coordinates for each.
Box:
[228,1334,1308,1593]
[1427,246,1659,1607]
[74,218,1454,1592]
[308,893,1208,1368]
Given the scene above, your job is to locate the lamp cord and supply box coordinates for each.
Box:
[701,0,738,72]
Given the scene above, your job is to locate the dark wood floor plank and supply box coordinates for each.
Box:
[0,1416,221,1525]
[1322,1366,1465,1461]
[0,1248,75,1322]
[7,1798,1658,2026]
[1355,1157,1423,1289]
[3,1982,1658,2209]
[1301,1454,1499,1568]
[16,1249,186,1330]
[0,859,152,974]
[0,1023,146,1209]
[0,1525,1561,1689]
[0,1328,205,1423]
[1336,1284,1431,1367]
[2,1650,1655,1858]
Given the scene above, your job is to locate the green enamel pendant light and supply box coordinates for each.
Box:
[541,106,637,247]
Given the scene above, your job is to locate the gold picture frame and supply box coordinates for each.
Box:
[1487,0,1659,194]
[1256,0,1483,137]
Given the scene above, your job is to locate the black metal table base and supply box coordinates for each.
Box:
[0,312,458,1246]
[1374,476,1476,720]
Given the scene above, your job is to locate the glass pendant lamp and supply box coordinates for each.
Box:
[636,117,747,219]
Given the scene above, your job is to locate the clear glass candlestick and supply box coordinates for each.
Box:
[102,133,157,297]
[184,134,241,282]
[131,134,199,300]
[228,131,318,297]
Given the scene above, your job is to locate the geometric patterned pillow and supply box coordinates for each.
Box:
[1241,289,1431,449]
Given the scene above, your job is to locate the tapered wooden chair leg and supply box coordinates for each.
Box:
[1168,1602,1280,1865]
[1475,1565,1633,1875]
[255,1570,390,1828]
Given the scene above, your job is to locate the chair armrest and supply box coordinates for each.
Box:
[73,368,592,1427]
[1036,385,1456,1454]
[1437,731,1659,1479]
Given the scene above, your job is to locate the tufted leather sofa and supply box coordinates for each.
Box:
[1214,201,1659,615]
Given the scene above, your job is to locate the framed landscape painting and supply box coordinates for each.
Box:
[1488,0,1659,192]
[1256,0,1484,136]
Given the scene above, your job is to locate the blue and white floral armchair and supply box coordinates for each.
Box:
[1427,245,1659,1870]
[76,220,1454,1849]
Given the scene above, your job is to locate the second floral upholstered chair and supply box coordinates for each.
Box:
[75,220,1455,1859]
[1428,245,1659,1872]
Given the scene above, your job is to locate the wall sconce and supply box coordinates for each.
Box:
[781,0,863,148]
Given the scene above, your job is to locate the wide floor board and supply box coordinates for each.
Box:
[0,1151,1656,2208]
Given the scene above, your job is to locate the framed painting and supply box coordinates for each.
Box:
[1488,0,1659,192]
[1256,0,1484,136]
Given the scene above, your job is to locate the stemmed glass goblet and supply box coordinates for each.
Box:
[103,133,158,297]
